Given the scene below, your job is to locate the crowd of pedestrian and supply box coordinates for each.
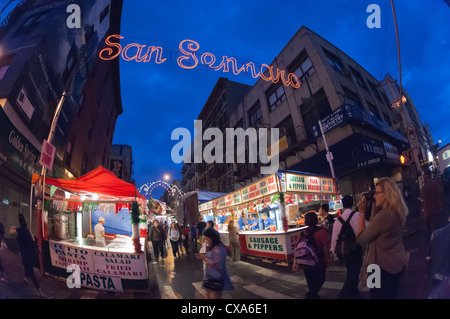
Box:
[291,174,449,299]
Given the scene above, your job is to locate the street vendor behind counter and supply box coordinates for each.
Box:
[238,212,248,230]
[94,217,114,246]
[247,214,259,231]
[261,213,276,231]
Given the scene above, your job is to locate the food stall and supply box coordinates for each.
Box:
[32,166,149,292]
[198,171,341,263]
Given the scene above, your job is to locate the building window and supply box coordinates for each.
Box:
[64,137,75,167]
[81,153,88,175]
[366,101,380,120]
[0,64,9,80]
[267,85,286,111]
[350,66,367,89]
[276,115,297,146]
[368,81,382,101]
[300,88,332,141]
[100,4,110,23]
[323,48,344,72]
[235,118,244,129]
[382,111,392,125]
[248,101,263,127]
[443,150,450,160]
[342,86,362,107]
[292,56,315,83]
[88,121,95,139]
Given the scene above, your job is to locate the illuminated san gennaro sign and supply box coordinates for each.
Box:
[99,35,301,89]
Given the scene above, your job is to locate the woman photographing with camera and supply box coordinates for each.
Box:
[356,177,408,299]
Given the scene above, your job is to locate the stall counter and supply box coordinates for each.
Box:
[46,236,148,292]
[219,227,307,262]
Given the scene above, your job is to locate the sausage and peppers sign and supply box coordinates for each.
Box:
[99,35,301,89]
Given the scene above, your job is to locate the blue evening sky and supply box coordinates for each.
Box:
[112,0,450,199]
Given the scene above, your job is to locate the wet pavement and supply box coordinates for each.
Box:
[0,204,448,300]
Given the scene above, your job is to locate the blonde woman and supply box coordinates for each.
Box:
[356,177,408,299]
[227,220,240,261]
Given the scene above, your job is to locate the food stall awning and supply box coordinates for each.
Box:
[32,166,145,201]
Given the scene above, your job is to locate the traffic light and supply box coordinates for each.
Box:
[400,154,406,164]
[400,151,409,165]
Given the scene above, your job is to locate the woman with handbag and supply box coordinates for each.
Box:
[10,214,44,297]
[195,228,234,299]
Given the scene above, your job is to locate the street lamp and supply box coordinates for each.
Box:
[163,174,170,181]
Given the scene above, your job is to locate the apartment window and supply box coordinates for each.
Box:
[443,150,450,160]
[0,65,9,80]
[100,4,110,23]
[350,66,367,89]
[292,57,315,83]
[381,91,391,108]
[267,85,286,111]
[382,111,392,125]
[342,86,362,107]
[323,48,344,72]
[368,81,382,101]
[81,153,88,175]
[88,121,95,139]
[300,88,332,141]
[276,115,297,145]
[64,137,75,167]
[235,118,244,129]
[367,101,380,120]
[248,101,263,127]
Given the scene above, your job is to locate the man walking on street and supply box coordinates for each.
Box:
[148,220,165,264]
[331,195,362,299]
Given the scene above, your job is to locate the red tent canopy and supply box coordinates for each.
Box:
[33,166,145,201]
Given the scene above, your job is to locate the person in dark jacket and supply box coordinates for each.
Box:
[10,214,44,297]
[148,220,165,263]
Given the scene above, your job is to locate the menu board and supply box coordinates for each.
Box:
[285,173,334,194]
[198,200,216,212]
[241,174,278,203]
[215,191,242,209]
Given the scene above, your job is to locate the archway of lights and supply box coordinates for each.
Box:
[138,180,185,199]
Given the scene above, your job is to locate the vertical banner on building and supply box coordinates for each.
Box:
[39,139,56,171]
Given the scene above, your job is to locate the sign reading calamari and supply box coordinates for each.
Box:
[99,35,301,89]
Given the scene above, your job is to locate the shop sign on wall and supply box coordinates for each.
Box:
[241,174,278,202]
[285,173,334,194]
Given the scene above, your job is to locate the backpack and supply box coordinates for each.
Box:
[293,230,320,267]
[335,211,358,257]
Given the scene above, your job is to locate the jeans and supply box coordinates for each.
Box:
[338,245,363,299]
[170,240,180,257]
[370,267,405,299]
[152,240,164,260]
